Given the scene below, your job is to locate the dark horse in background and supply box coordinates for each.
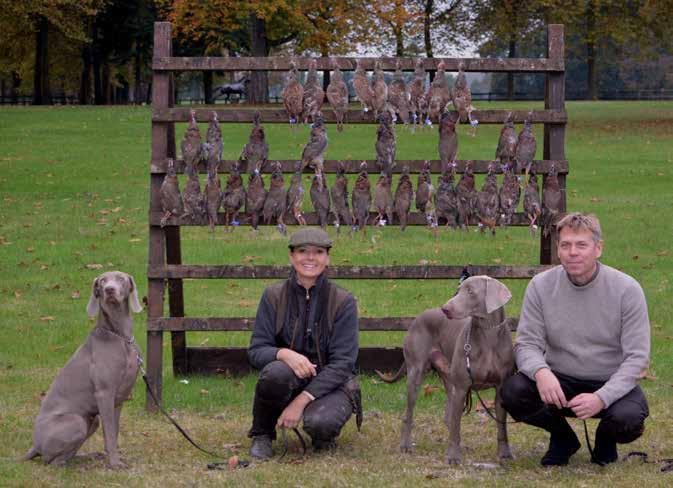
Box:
[213,76,250,102]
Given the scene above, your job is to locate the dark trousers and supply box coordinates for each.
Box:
[248,361,353,442]
[501,371,648,446]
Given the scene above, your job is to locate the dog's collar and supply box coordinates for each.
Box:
[471,317,506,330]
[93,326,136,345]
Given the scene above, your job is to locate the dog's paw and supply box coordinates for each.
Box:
[498,445,514,460]
[399,443,414,454]
[446,447,462,464]
[107,458,128,470]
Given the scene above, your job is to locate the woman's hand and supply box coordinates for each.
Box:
[277,348,317,379]
[277,393,312,429]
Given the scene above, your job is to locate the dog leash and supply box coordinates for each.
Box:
[277,427,308,462]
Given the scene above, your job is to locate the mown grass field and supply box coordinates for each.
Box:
[1,101,672,487]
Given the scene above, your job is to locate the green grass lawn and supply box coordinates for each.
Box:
[1,101,672,487]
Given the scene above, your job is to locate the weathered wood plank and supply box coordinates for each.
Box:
[151,158,570,175]
[146,21,171,411]
[153,108,568,124]
[153,56,564,73]
[147,264,553,280]
[183,346,406,375]
[148,317,415,332]
[541,24,566,266]
[150,210,532,227]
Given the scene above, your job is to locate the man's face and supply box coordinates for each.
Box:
[289,245,330,284]
[557,227,603,284]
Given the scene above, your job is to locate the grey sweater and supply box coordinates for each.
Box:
[515,262,650,408]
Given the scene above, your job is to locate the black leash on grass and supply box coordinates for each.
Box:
[278,427,308,462]
[139,359,251,471]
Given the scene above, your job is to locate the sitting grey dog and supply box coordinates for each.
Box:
[24,271,143,468]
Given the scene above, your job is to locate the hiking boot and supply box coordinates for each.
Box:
[541,430,581,467]
[312,437,337,452]
[591,434,618,466]
[250,435,273,460]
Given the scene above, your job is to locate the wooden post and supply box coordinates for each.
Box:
[146,21,172,411]
[541,24,566,265]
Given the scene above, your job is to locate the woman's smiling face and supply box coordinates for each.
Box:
[289,245,330,287]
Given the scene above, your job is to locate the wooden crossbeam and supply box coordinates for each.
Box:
[150,158,569,175]
[153,108,567,124]
[147,264,552,280]
[150,210,533,227]
[152,56,564,73]
[148,317,414,331]
[183,346,405,375]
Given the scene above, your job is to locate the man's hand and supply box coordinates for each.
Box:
[568,393,604,420]
[277,393,312,429]
[534,368,567,409]
[277,348,317,379]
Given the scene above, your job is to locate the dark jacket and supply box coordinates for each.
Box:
[248,270,359,399]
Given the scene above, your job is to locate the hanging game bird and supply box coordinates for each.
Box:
[435,164,459,229]
[245,168,267,231]
[374,172,394,226]
[181,109,203,170]
[286,161,306,226]
[499,161,521,227]
[388,60,410,125]
[300,116,328,188]
[456,161,477,230]
[352,58,374,114]
[438,110,459,167]
[303,58,325,125]
[310,172,331,229]
[477,163,500,235]
[541,163,563,237]
[375,110,396,179]
[222,163,246,231]
[523,164,542,235]
[352,162,372,234]
[282,62,304,125]
[181,163,205,223]
[495,111,518,165]
[415,160,432,213]
[426,61,450,125]
[205,111,222,174]
[370,60,388,118]
[160,158,183,227]
[331,161,354,233]
[204,168,222,233]
[409,58,426,127]
[240,111,269,175]
[451,62,477,130]
[326,63,349,132]
[394,165,413,231]
[263,161,287,235]
[515,111,537,174]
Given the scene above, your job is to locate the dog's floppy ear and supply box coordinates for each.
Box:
[87,277,100,317]
[127,274,143,313]
[485,277,512,313]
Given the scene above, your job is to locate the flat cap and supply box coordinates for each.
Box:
[288,228,333,249]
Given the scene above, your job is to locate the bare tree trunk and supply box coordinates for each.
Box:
[507,36,516,100]
[92,24,104,105]
[394,26,404,57]
[134,42,142,104]
[586,0,597,100]
[249,13,269,104]
[102,63,111,104]
[79,44,92,104]
[203,71,213,104]
[11,72,20,104]
[33,16,51,105]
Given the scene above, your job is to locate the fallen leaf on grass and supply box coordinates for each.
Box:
[71,290,81,299]
[657,250,669,257]
[26,247,35,253]
[200,389,210,395]
[423,384,440,397]
[40,265,49,270]
[590,197,600,203]
[241,255,261,263]
[14,290,22,298]
[129,238,141,242]
[51,284,60,290]
[221,443,242,450]
[476,399,496,411]
[86,263,104,270]
[632,255,640,260]
[40,316,55,322]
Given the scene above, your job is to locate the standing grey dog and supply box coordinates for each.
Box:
[398,275,515,463]
[24,271,143,468]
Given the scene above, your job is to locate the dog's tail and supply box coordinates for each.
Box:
[23,446,39,461]
[374,363,406,383]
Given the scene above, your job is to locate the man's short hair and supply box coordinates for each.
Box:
[556,212,602,242]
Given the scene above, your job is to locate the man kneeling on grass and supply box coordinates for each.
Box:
[501,212,650,466]
[246,228,361,460]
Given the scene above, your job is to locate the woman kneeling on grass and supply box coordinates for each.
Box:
[247,228,361,460]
